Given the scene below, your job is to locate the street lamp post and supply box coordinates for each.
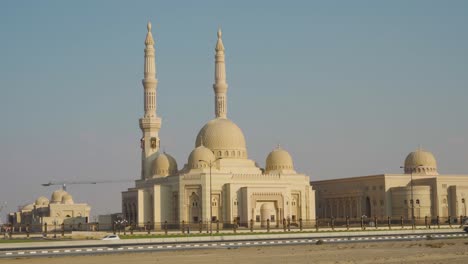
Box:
[53,219,57,238]
[199,157,222,235]
[401,164,423,229]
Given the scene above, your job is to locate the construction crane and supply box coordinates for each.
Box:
[41,179,133,191]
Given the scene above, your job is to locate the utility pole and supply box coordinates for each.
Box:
[199,158,222,235]
[0,202,7,224]
[401,165,423,229]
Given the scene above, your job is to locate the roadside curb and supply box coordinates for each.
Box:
[0,228,462,250]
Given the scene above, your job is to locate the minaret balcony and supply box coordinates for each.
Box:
[139,117,161,130]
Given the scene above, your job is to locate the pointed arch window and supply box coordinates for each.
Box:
[190,192,199,208]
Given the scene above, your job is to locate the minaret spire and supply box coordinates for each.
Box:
[143,21,157,117]
[139,21,162,180]
[213,28,228,119]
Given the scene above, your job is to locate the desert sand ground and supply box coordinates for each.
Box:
[1,238,468,264]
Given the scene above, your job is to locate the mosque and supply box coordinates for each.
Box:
[9,190,90,230]
[121,23,468,228]
[312,148,468,221]
[121,23,316,227]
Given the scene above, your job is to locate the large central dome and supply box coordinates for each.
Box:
[195,118,247,159]
[194,30,248,160]
[403,148,438,175]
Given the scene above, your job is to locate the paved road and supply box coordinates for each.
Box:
[1,232,467,259]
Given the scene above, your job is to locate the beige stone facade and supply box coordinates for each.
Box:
[312,149,468,220]
[122,24,315,227]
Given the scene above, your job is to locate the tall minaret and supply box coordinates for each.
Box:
[139,22,161,180]
[213,28,228,119]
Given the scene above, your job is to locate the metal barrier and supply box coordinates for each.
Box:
[1,216,466,238]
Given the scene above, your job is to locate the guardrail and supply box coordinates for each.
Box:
[1,215,466,238]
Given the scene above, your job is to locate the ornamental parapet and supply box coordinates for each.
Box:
[231,174,281,180]
[182,174,202,180]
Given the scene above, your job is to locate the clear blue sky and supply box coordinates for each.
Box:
[1,0,467,220]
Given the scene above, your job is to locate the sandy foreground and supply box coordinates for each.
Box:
[1,238,468,264]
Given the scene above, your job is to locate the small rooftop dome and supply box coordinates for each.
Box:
[61,193,74,205]
[152,152,178,176]
[35,196,49,206]
[51,190,67,204]
[22,203,34,211]
[188,145,216,169]
[265,146,294,173]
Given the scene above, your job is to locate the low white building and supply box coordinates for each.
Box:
[10,190,90,230]
[312,149,468,221]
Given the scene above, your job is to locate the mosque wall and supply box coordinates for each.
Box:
[390,186,432,218]
[313,174,468,220]
[122,190,137,223]
[446,184,468,217]
[429,177,468,218]
[314,175,386,218]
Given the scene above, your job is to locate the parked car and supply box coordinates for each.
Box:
[102,234,120,241]
[462,219,468,233]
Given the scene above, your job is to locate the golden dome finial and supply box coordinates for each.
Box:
[215,28,224,52]
[145,22,155,45]
[147,21,152,32]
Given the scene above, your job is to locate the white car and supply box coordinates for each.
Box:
[102,234,120,241]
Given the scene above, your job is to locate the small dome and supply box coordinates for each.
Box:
[51,190,67,204]
[404,148,438,175]
[35,196,49,206]
[195,118,247,159]
[22,203,34,211]
[188,145,216,169]
[265,147,294,173]
[152,152,178,176]
[61,193,74,205]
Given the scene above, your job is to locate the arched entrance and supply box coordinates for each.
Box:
[260,203,276,227]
